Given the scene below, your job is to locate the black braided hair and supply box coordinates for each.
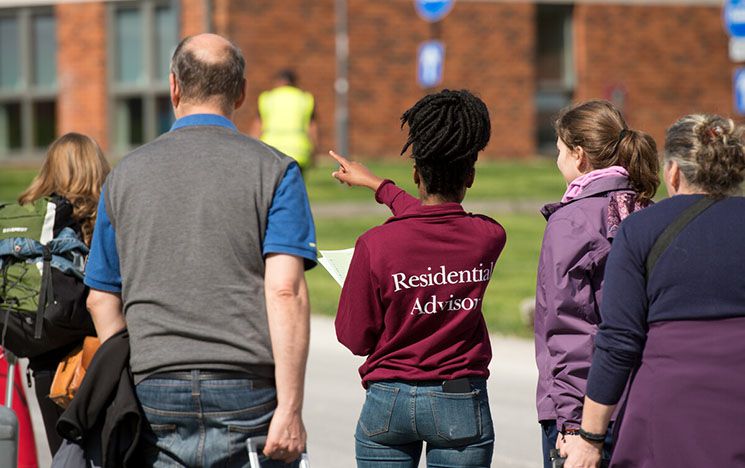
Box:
[400,89,491,200]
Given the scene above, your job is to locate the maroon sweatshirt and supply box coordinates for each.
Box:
[335,180,507,387]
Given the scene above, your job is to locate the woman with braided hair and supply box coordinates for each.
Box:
[564,114,745,468]
[330,89,506,468]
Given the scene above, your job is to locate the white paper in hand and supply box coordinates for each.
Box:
[318,248,355,287]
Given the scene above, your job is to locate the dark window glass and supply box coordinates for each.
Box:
[155,6,177,81]
[33,14,56,88]
[536,5,574,154]
[0,102,22,152]
[0,16,21,89]
[116,97,144,147]
[33,100,56,149]
[115,8,144,84]
[156,95,174,135]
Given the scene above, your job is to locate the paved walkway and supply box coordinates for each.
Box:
[25,317,541,468]
[305,315,541,468]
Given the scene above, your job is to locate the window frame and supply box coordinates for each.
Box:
[0,7,57,159]
[107,0,179,155]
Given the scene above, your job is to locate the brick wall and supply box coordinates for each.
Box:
[56,2,108,149]
[223,0,337,157]
[574,4,732,150]
[181,0,209,37]
[223,0,535,159]
[48,1,737,161]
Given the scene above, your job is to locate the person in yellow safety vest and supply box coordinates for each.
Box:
[251,69,318,173]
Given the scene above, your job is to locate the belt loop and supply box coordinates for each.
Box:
[192,369,199,396]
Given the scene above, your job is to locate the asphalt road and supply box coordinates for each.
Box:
[26,315,541,468]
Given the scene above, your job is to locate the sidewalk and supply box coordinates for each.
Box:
[305,315,541,468]
[26,314,541,468]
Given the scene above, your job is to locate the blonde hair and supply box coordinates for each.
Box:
[18,133,110,245]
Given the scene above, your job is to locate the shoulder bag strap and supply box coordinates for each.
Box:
[645,196,719,278]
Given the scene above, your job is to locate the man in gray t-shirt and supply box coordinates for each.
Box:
[85,33,316,466]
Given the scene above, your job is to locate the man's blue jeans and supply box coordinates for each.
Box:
[354,380,494,468]
[136,371,298,467]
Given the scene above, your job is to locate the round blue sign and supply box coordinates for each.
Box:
[725,0,745,38]
[414,0,455,23]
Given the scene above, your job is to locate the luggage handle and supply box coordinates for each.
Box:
[246,436,310,468]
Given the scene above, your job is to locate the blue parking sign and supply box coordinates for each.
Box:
[725,0,745,38]
[418,41,445,88]
[414,0,455,23]
[734,68,745,115]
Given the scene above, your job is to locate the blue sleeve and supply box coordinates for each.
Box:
[586,224,647,405]
[263,163,317,270]
[84,188,122,292]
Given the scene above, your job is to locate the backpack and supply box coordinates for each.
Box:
[0,198,89,357]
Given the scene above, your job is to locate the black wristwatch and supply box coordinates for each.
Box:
[578,427,606,443]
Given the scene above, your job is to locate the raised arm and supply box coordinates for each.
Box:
[329,150,418,215]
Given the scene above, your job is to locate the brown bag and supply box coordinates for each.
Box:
[49,336,100,408]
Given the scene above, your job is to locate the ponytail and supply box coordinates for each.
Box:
[555,100,660,202]
[616,130,659,203]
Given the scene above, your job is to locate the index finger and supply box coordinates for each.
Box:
[328,150,351,170]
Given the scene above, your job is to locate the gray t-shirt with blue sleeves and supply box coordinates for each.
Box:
[85,114,317,383]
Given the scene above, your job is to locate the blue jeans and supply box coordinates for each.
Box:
[136,371,298,467]
[354,380,494,468]
[540,420,613,468]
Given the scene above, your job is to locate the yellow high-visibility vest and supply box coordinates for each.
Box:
[258,85,315,168]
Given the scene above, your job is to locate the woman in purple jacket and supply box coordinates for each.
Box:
[534,100,660,468]
[564,115,745,468]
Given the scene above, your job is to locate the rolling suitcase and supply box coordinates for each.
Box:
[0,350,19,468]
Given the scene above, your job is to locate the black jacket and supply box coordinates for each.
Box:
[57,330,142,468]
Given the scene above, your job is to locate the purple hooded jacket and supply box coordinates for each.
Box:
[534,174,648,431]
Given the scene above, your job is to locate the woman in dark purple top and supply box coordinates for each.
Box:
[564,114,745,468]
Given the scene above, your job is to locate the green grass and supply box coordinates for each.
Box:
[0,169,36,203]
[308,212,544,338]
[1,161,554,337]
[305,158,566,203]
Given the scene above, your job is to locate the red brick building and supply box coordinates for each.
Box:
[0,0,732,160]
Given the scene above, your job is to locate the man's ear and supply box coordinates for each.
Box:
[234,78,247,110]
[170,73,180,109]
[413,165,420,186]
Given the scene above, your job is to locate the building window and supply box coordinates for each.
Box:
[0,9,57,158]
[109,1,178,153]
[535,4,574,154]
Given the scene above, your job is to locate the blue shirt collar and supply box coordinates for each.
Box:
[170,113,238,132]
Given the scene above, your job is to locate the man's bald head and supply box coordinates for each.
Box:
[170,34,246,114]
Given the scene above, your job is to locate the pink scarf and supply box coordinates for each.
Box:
[562,166,629,203]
